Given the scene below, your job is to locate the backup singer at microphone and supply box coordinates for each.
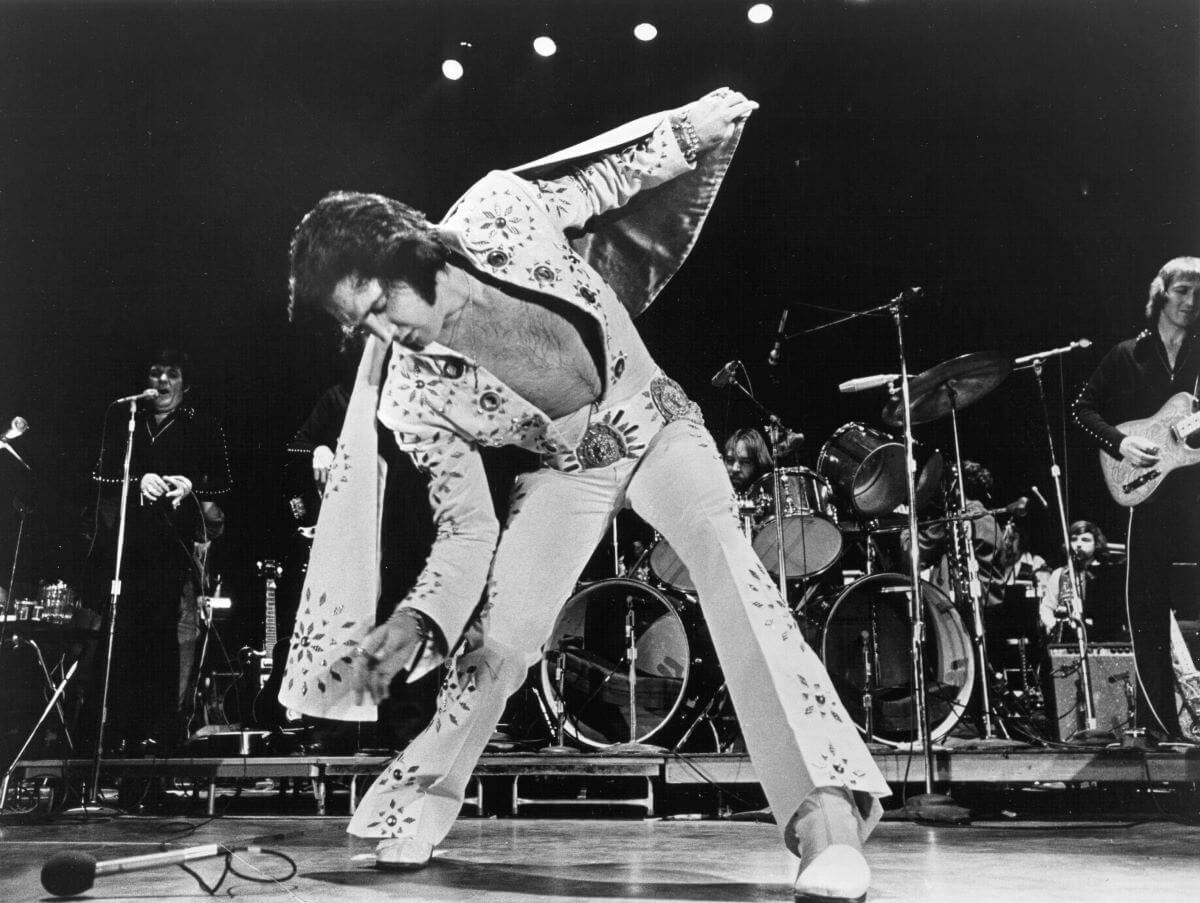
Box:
[87,347,232,758]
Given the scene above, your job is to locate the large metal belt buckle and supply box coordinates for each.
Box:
[650,375,702,425]
[575,422,628,470]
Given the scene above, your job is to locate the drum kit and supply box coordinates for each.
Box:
[537,342,1040,752]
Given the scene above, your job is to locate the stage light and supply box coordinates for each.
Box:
[634,23,658,42]
[442,59,464,80]
[747,3,773,24]
[533,35,557,57]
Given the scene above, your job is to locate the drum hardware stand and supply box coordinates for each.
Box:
[1021,354,1109,744]
[0,660,78,813]
[860,629,876,740]
[941,382,1000,741]
[540,650,579,755]
[3,630,76,752]
[68,396,141,815]
[607,597,667,755]
[672,681,732,752]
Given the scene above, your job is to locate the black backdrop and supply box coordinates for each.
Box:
[1,0,1197,629]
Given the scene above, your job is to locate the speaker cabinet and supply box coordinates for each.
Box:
[1045,644,1136,740]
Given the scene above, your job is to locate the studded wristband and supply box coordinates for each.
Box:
[671,113,700,164]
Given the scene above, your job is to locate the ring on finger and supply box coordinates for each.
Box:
[353,645,381,666]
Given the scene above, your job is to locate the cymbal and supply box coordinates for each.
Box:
[881,351,1011,428]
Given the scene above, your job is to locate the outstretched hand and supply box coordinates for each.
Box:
[350,609,430,705]
[681,88,759,151]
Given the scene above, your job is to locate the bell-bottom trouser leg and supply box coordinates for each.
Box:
[347,462,622,840]
[622,421,886,845]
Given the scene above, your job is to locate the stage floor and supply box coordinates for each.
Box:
[1,814,1196,903]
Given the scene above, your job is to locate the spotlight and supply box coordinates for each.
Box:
[747,3,773,24]
[442,59,464,80]
[633,23,658,42]
[532,35,557,57]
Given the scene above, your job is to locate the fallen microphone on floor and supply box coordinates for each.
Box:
[41,832,301,897]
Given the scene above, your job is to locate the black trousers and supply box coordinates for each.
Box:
[1126,477,1200,738]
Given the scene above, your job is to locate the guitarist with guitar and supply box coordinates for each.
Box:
[1074,256,1200,742]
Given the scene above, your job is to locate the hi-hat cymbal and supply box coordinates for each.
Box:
[881,351,1011,428]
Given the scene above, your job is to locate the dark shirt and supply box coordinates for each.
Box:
[1073,329,1200,459]
[93,405,232,562]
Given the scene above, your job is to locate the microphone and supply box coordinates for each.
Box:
[767,309,789,366]
[1013,338,1092,367]
[710,360,739,389]
[1030,485,1049,509]
[3,416,29,441]
[114,389,159,404]
[838,373,899,394]
[42,844,224,897]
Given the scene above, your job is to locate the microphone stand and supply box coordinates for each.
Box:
[794,289,968,820]
[0,504,28,656]
[73,399,141,813]
[1024,357,1107,743]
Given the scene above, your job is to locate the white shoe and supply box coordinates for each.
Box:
[374,838,434,870]
[786,787,870,902]
[793,844,870,902]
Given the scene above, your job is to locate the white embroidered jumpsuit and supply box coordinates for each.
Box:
[280,111,890,851]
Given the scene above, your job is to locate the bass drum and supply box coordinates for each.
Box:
[750,467,843,579]
[540,578,720,749]
[820,573,973,745]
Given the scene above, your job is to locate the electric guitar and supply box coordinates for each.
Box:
[1099,392,1200,506]
[248,559,301,729]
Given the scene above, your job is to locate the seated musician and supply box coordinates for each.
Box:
[1073,256,1200,742]
[1039,520,1116,641]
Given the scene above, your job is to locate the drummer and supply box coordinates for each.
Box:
[723,428,772,495]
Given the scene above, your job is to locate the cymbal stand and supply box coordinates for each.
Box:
[1025,357,1101,737]
[945,383,998,739]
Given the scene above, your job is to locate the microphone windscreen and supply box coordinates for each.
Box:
[42,851,97,897]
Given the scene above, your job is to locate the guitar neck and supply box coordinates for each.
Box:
[263,580,277,651]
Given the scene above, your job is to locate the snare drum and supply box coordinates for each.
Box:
[540,578,720,749]
[819,572,973,744]
[750,467,843,579]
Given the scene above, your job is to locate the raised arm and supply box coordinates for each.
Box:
[528,88,758,232]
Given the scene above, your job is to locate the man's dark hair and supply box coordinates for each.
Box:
[1068,519,1107,555]
[288,191,450,321]
[723,428,772,478]
[960,460,993,500]
[146,346,191,386]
